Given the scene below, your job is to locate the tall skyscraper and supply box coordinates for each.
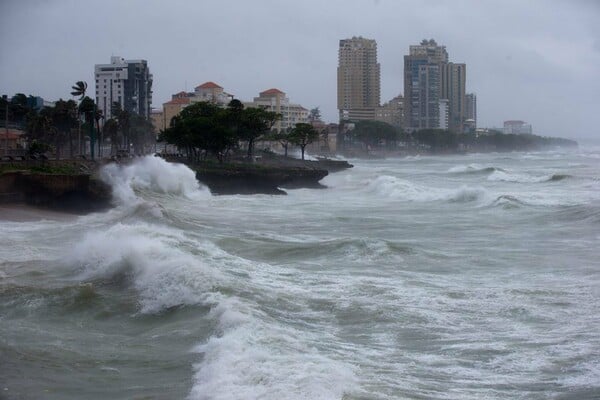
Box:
[337,37,381,121]
[95,56,153,122]
[404,39,467,132]
[441,62,466,133]
[404,39,448,130]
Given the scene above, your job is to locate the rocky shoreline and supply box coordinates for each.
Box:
[0,170,112,213]
[0,155,353,213]
[163,153,353,195]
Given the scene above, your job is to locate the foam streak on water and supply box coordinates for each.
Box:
[1,150,599,399]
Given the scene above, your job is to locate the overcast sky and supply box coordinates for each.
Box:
[1,0,599,138]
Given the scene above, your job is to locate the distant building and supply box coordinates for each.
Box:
[158,82,233,130]
[404,39,468,133]
[244,88,308,132]
[191,82,233,105]
[465,93,477,128]
[440,62,466,132]
[337,36,381,121]
[0,129,26,155]
[150,109,164,134]
[438,99,449,130]
[162,93,191,130]
[95,56,153,122]
[503,120,532,135]
[375,95,404,128]
[404,39,448,130]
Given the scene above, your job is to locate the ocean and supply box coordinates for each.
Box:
[1,148,599,399]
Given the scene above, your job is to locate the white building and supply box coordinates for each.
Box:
[191,82,233,105]
[244,88,308,132]
[438,99,449,130]
[94,56,153,122]
[503,120,532,135]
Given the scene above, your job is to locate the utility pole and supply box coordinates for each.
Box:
[3,95,8,157]
[90,102,96,160]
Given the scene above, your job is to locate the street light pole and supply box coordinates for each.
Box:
[90,102,96,160]
[3,95,8,157]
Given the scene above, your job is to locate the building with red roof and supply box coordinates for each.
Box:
[244,88,308,132]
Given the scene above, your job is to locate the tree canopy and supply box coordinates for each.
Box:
[288,123,320,160]
[159,100,281,163]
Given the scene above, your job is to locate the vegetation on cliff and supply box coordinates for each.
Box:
[158,100,280,162]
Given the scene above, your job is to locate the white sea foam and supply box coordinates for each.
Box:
[190,298,358,400]
[365,175,441,201]
[487,170,553,183]
[448,164,481,173]
[100,156,210,205]
[365,175,488,203]
[69,222,222,313]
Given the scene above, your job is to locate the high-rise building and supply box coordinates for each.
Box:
[94,56,153,122]
[404,39,448,130]
[337,37,381,122]
[465,93,477,130]
[441,62,466,132]
[404,39,468,132]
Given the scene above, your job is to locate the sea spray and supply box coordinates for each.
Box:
[100,155,210,205]
[3,149,599,399]
[69,222,222,313]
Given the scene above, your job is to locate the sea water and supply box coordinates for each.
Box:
[1,148,599,399]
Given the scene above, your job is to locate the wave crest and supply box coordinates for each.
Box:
[488,170,571,183]
[366,175,487,203]
[100,156,210,205]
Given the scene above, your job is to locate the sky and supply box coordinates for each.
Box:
[1,0,599,139]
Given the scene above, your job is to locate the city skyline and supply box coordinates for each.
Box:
[1,0,599,138]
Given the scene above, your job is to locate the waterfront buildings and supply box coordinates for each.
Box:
[403,39,447,130]
[403,39,467,132]
[504,120,532,135]
[161,92,192,131]
[94,56,153,122]
[244,88,308,132]
[438,99,449,130]
[192,82,233,105]
[337,37,381,122]
[465,93,477,129]
[441,62,466,132]
[375,95,404,128]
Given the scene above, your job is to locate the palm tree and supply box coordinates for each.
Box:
[71,81,87,156]
[70,81,87,99]
[94,109,104,157]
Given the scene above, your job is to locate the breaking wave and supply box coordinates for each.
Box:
[447,164,503,174]
[99,155,210,205]
[488,170,572,183]
[365,175,488,203]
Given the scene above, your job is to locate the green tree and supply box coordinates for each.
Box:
[308,107,322,123]
[264,128,292,157]
[411,129,458,152]
[239,107,280,159]
[159,101,236,163]
[351,120,400,149]
[9,93,30,127]
[288,122,319,160]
